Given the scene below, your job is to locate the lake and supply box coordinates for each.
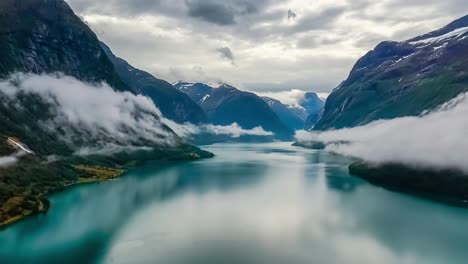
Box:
[1,142,468,264]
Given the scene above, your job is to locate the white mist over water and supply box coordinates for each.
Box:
[296,92,468,173]
[164,120,273,139]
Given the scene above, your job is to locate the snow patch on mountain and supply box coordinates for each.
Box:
[410,26,468,45]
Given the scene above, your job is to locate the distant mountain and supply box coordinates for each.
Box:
[175,82,214,104]
[301,92,325,130]
[261,97,306,130]
[101,44,206,124]
[261,93,324,131]
[175,82,294,138]
[315,14,468,130]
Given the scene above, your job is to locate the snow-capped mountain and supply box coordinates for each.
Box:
[316,14,468,130]
[174,82,294,138]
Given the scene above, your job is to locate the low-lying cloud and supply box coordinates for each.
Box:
[0,73,179,151]
[0,151,27,168]
[256,89,328,107]
[0,73,274,156]
[165,120,273,139]
[295,92,468,173]
[0,155,18,168]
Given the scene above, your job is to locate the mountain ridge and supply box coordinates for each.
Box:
[174,82,294,138]
[315,14,468,130]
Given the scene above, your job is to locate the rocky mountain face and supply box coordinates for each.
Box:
[175,82,294,138]
[101,44,206,124]
[0,0,128,90]
[315,15,468,130]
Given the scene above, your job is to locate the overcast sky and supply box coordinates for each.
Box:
[67,0,467,93]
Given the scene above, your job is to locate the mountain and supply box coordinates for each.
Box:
[100,44,206,124]
[175,82,214,104]
[262,92,325,131]
[261,97,306,130]
[175,82,294,138]
[0,0,209,157]
[301,92,325,130]
[0,0,128,91]
[315,14,468,130]
[0,0,212,226]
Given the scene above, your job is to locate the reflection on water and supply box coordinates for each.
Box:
[1,143,468,264]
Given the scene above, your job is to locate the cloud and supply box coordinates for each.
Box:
[256,89,327,107]
[66,0,468,93]
[216,47,236,65]
[0,151,27,168]
[0,73,179,154]
[0,156,18,168]
[186,0,236,25]
[185,0,262,25]
[287,9,297,20]
[0,73,273,156]
[295,92,468,173]
[164,120,274,139]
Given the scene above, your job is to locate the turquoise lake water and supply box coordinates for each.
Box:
[1,142,468,264]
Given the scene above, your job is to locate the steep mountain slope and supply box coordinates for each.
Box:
[0,0,212,226]
[175,83,293,138]
[175,82,214,104]
[315,14,468,130]
[0,0,128,91]
[101,44,206,124]
[0,0,210,158]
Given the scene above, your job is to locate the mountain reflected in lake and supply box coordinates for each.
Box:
[2,143,468,264]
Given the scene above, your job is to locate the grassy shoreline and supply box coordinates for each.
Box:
[0,165,125,229]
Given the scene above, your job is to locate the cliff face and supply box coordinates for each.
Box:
[0,0,128,90]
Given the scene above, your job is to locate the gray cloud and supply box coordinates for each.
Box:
[186,0,236,25]
[185,0,263,25]
[216,47,236,65]
[66,0,468,93]
[287,9,296,20]
[288,7,346,34]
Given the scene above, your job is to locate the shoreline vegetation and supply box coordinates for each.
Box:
[0,130,214,230]
[293,141,468,207]
[349,161,468,207]
[0,165,125,229]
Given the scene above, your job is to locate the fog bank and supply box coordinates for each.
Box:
[0,74,274,156]
[296,92,468,173]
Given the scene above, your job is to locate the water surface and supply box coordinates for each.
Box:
[1,142,468,264]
